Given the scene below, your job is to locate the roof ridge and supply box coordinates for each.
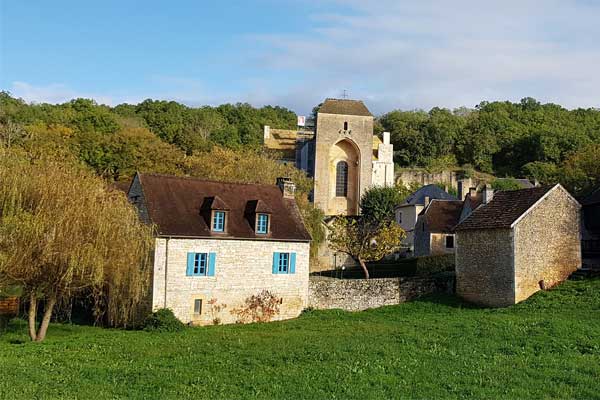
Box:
[138,172,280,188]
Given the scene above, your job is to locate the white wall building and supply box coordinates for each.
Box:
[129,173,311,325]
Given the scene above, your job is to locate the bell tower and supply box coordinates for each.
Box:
[312,99,374,216]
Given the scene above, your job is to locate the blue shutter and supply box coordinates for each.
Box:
[186,253,195,276]
[208,252,216,276]
[272,252,279,274]
[289,252,296,274]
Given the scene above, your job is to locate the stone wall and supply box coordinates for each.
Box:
[308,274,454,311]
[153,237,310,325]
[430,233,455,256]
[514,186,581,302]
[313,112,374,216]
[455,228,515,307]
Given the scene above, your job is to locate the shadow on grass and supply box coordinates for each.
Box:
[411,293,486,309]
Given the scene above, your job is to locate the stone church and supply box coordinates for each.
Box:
[264,98,394,216]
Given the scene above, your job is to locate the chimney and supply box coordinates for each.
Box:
[534,179,540,187]
[263,125,270,140]
[483,185,494,204]
[469,187,477,198]
[424,196,430,207]
[383,131,390,145]
[277,177,296,199]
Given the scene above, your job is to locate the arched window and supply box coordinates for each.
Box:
[335,161,348,197]
[343,121,348,131]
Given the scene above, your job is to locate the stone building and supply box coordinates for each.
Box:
[454,184,581,307]
[264,98,394,216]
[395,184,458,253]
[128,173,311,325]
[413,199,464,257]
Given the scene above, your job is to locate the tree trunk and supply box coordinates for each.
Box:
[358,258,370,279]
[34,296,56,342]
[28,292,37,341]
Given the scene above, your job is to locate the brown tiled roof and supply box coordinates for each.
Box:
[318,98,373,117]
[455,185,555,231]
[135,173,311,241]
[464,192,483,210]
[423,200,464,233]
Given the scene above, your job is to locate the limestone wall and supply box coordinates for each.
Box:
[455,228,515,307]
[313,113,373,216]
[152,237,310,325]
[308,274,454,311]
[513,187,581,302]
[430,233,455,256]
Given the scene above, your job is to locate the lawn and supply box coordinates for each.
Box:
[1,279,599,399]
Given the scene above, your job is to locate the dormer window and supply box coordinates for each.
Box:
[256,213,269,234]
[212,211,225,232]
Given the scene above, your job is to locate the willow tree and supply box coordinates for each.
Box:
[0,152,154,341]
[327,217,405,279]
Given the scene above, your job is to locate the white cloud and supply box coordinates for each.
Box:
[249,0,600,114]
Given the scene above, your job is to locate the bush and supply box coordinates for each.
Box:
[414,254,455,276]
[143,309,185,332]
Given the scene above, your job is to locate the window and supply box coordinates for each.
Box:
[186,252,216,276]
[343,121,348,131]
[256,213,269,234]
[335,161,348,197]
[272,252,296,274]
[445,235,454,249]
[194,253,207,275]
[212,211,225,232]
[194,299,203,315]
[278,252,289,273]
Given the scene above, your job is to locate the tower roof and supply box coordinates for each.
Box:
[318,98,372,117]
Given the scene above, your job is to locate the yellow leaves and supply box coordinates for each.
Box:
[0,152,154,327]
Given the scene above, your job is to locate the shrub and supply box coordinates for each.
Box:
[143,308,185,333]
[231,290,281,323]
[414,254,455,276]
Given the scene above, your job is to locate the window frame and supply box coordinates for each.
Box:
[193,299,203,315]
[192,253,208,276]
[256,213,269,234]
[335,161,349,197]
[278,252,289,273]
[212,210,226,232]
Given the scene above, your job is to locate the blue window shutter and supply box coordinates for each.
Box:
[290,252,296,274]
[272,252,279,274]
[186,253,195,276]
[208,252,216,276]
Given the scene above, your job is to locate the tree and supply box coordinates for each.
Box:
[327,217,405,279]
[360,185,410,223]
[0,152,154,341]
[491,178,523,191]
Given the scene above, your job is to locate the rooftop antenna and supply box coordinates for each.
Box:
[342,89,348,99]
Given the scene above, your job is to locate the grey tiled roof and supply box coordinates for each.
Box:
[400,184,457,206]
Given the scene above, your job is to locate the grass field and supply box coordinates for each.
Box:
[1,279,599,399]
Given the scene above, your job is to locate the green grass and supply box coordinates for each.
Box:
[1,279,600,399]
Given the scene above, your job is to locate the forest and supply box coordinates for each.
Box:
[1,91,599,197]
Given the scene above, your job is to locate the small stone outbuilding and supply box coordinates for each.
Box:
[455,184,581,307]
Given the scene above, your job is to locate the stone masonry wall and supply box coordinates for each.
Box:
[455,228,515,307]
[153,237,310,325]
[514,186,581,303]
[308,274,454,311]
[313,113,373,216]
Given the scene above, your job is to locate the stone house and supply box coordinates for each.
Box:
[413,200,464,257]
[454,184,581,307]
[394,184,457,253]
[128,173,311,325]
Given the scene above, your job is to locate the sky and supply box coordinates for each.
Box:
[1,0,599,115]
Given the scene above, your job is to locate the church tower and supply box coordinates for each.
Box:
[313,99,374,216]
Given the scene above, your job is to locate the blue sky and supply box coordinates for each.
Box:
[1,0,599,115]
